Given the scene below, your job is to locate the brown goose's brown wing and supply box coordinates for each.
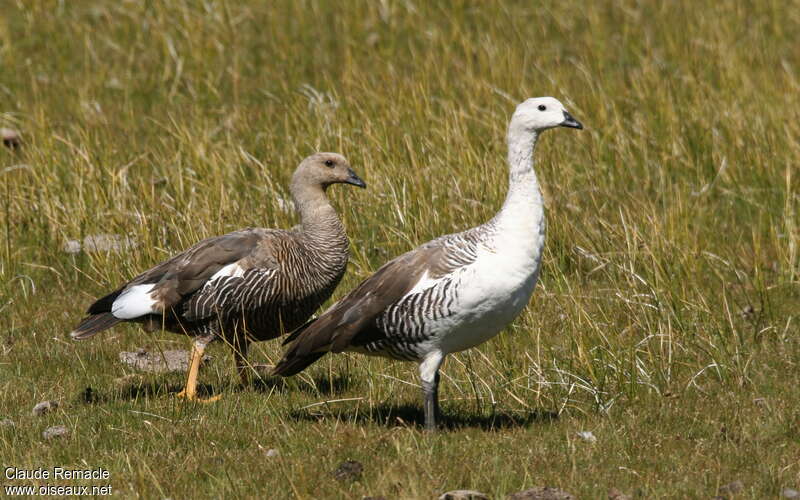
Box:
[83,229,270,319]
[273,232,478,375]
[181,267,280,322]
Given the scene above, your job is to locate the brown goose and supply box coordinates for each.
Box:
[273,98,582,429]
[71,152,366,401]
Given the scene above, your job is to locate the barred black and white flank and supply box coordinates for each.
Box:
[274,98,583,430]
[70,153,366,402]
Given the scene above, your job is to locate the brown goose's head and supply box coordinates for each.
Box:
[293,153,366,191]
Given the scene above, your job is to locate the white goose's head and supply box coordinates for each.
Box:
[510,97,583,135]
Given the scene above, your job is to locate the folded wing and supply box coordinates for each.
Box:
[71,229,271,339]
[273,229,483,376]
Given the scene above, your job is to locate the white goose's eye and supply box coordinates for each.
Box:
[538,105,546,111]
[324,159,335,168]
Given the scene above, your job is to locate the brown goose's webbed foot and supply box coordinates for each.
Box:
[175,339,221,403]
[176,389,222,403]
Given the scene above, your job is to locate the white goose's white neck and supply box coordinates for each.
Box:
[431,127,547,356]
[490,128,545,245]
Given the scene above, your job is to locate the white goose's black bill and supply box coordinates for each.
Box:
[560,110,583,129]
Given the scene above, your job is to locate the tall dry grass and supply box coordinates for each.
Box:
[1,1,798,498]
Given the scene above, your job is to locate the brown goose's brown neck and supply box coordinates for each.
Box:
[289,181,349,267]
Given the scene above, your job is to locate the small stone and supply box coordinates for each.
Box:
[105,77,123,89]
[332,460,363,482]
[576,430,597,443]
[32,400,58,416]
[740,305,755,318]
[782,488,799,499]
[119,349,212,373]
[263,448,280,457]
[0,128,21,149]
[63,239,82,254]
[42,425,69,440]
[719,480,744,496]
[64,234,137,254]
[753,397,767,407]
[608,488,632,500]
[507,486,576,500]
[82,233,136,253]
[439,490,489,500]
[0,418,14,427]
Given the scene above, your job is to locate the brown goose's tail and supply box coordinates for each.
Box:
[70,313,121,340]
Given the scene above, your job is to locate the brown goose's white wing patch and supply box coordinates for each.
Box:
[111,260,251,320]
[111,284,159,319]
[95,230,265,321]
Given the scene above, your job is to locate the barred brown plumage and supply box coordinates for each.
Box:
[69,152,366,402]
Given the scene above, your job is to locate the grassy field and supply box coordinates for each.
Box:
[1,0,799,498]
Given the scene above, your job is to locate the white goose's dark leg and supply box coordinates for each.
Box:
[419,351,444,431]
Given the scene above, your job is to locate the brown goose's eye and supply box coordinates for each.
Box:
[538,105,547,111]
[324,159,335,168]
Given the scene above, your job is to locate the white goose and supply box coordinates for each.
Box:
[273,98,583,429]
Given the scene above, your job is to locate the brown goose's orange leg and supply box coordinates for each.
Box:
[177,340,221,403]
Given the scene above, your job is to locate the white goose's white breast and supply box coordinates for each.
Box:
[434,241,544,354]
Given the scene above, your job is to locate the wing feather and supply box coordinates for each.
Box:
[273,228,485,376]
[182,268,279,322]
[83,229,270,318]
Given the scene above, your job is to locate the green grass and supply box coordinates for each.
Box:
[1,0,799,498]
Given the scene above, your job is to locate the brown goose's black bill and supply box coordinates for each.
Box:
[561,111,583,130]
[345,168,367,188]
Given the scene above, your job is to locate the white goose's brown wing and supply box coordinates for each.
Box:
[273,227,485,375]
